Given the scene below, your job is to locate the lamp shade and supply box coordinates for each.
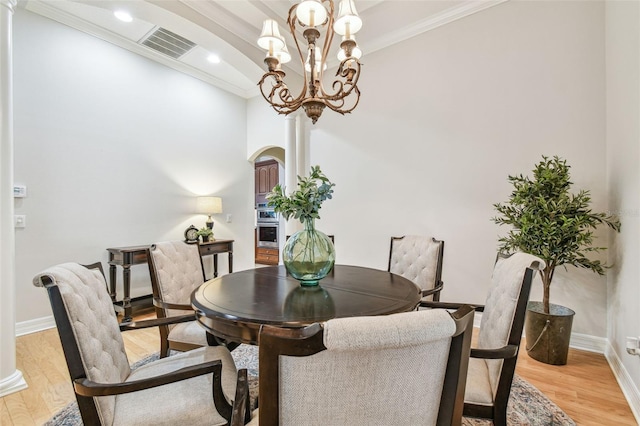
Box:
[196,196,222,214]
[258,19,285,54]
[333,0,362,37]
[275,38,291,64]
[295,0,327,27]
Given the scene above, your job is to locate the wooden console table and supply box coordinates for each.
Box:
[107,239,233,323]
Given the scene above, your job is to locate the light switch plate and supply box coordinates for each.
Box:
[14,215,26,228]
[13,185,27,198]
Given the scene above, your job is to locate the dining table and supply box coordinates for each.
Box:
[191,264,421,345]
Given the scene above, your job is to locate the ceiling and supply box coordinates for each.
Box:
[20,0,507,98]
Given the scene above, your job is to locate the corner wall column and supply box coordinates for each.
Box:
[284,115,299,236]
[0,0,26,397]
[296,114,310,178]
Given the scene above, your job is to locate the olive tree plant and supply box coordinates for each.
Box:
[493,156,620,314]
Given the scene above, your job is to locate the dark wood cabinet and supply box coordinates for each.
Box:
[255,159,279,205]
[255,159,280,264]
[255,247,280,265]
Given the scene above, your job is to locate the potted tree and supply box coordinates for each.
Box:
[493,156,620,365]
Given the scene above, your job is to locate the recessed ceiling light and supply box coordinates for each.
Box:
[207,54,221,64]
[114,10,133,23]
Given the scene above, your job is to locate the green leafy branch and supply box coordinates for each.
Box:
[197,227,213,237]
[267,165,335,224]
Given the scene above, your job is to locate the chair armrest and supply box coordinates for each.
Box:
[471,344,519,360]
[119,314,195,331]
[419,301,485,312]
[74,359,222,397]
[420,282,443,298]
[229,369,251,426]
[153,297,194,311]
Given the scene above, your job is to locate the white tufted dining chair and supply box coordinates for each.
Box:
[147,240,211,357]
[231,305,475,426]
[388,235,445,301]
[33,262,245,426]
[422,252,544,426]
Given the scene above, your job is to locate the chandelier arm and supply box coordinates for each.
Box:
[338,59,362,83]
[323,85,361,115]
[315,0,336,96]
[318,59,361,101]
[283,3,312,106]
[320,59,362,114]
[288,4,307,75]
[258,72,304,114]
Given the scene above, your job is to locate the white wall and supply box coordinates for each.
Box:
[14,0,630,345]
[13,10,255,323]
[605,0,640,413]
[306,1,611,336]
[246,95,285,159]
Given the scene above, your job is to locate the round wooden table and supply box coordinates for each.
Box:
[191,264,421,345]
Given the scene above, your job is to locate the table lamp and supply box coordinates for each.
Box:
[196,196,222,229]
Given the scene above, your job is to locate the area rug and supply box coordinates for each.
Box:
[46,344,574,425]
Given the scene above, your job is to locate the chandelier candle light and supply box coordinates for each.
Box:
[257,0,363,124]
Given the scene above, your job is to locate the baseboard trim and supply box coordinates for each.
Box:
[16,315,56,336]
[605,342,640,424]
[0,370,28,397]
[569,332,608,353]
[474,312,608,354]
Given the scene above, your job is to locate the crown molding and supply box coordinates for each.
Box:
[365,0,510,56]
[1,0,17,13]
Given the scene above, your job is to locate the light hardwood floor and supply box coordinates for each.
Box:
[1,309,637,426]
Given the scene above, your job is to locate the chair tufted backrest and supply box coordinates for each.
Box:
[279,309,457,425]
[477,252,544,395]
[148,241,205,317]
[33,263,130,426]
[388,235,443,293]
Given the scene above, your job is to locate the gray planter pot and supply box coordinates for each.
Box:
[524,301,575,365]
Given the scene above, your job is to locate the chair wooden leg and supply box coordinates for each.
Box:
[493,410,507,426]
[160,339,170,358]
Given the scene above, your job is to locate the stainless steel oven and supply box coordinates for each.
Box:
[256,205,280,248]
[257,222,279,248]
[257,207,279,223]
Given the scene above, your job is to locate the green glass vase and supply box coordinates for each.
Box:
[283,219,335,286]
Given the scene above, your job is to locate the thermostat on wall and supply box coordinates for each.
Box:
[13,185,27,198]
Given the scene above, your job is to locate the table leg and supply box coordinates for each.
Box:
[122,266,132,323]
[108,264,117,303]
[213,254,219,278]
[228,251,233,273]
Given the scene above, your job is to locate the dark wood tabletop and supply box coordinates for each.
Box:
[191,264,421,345]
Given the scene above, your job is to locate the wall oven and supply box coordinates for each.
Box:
[257,207,279,223]
[257,222,279,248]
[256,205,279,248]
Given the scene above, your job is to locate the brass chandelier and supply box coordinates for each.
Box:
[257,0,363,124]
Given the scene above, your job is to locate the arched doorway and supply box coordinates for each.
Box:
[249,146,285,265]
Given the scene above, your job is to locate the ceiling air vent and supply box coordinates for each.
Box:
[140,27,196,59]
